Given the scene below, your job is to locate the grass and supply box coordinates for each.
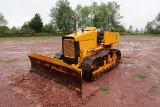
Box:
[128,61,134,65]
[99,86,109,92]
[0,36,62,41]
[137,73,147,79]
[150,86,158,93]
[0,59,18,63]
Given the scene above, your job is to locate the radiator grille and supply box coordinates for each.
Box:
[63,39,75,58]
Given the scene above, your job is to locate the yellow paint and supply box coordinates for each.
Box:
[28,27,121,95]
[64,27,120,66]
[29,27,120,83]
[28,53,82,74]
[104,31,120,47]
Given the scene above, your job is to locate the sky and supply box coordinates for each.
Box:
[0,0,160,30]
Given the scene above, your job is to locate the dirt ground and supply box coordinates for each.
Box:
[0,36,160,107]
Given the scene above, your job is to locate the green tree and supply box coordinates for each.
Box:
[0,13,8,26]
[75,1,124,31]
[50,0,74,33]
[91,2,123,28]
[11,26,19,35]
[75,5,91,28]
[108,2,122,28]
[29,13,43,33]
[21,22,35,36]
[21,22,30,30]
[50,1,124,33]
[43,23,57,33]
[155,12,160,34]
[145,12,160,34]
[75,4,83,28]
[0,26,10,37]
[90,2,99,27]
[115,24,126,32]
[81,6,91,27]
[11,26,17,32]
[145,21,154,34]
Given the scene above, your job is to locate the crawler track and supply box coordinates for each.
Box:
[81,49,121,80]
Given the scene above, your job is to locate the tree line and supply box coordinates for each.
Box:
[50,0,125,33]
[0,0,125,37]
[0,0,160,37]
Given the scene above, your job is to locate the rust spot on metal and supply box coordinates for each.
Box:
[28,53,82,96]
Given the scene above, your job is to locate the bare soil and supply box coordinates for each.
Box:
[0,36,160,107]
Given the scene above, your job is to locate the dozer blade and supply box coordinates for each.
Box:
[28,53,82,96]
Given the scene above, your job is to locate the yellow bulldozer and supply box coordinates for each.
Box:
[28,27,121,96]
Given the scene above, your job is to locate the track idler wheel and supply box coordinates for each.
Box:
[112,52,117,65]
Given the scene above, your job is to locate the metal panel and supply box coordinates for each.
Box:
[28,53,82,96]
[63,39,75,58]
